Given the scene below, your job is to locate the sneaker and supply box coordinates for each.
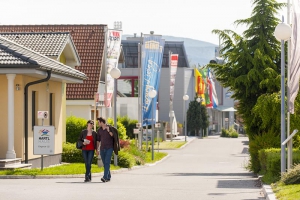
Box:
[84,179,91,182]
[106,179,110,182]
[101,178,107,182]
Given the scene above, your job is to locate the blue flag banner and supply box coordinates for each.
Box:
[142,35,165,126]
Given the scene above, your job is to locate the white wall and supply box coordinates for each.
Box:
[117,97,138,120]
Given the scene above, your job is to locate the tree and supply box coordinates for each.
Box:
[207,0,300,173]
[187,95,209,136]
[209,0,285,139]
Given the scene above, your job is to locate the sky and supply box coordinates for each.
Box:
[0,0,288,45]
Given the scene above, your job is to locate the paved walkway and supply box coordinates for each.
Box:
[0,135,265,200]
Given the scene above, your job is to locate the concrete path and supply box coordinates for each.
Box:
[0,135,265,200]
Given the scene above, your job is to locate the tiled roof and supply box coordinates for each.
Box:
[0,35,87,80]
[0,25,106,100]
[0,32,71,57]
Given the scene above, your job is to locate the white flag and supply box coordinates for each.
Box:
[289,0,300,114]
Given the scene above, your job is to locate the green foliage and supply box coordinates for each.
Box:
[208,1,295,174]
[187,95,209,136]
[61,142,97,164]
[281,164,300,185]
[258,148,300,184]
[66,115,90,143]
[272,182,300,200]
[258,148,281,183]
[126,142,146,165]
[117,116,138,139]
[209,0,284,140]
[117,150,136,168]
[107,118,127,140]
[249,131,280,173]
[221,127,239,138]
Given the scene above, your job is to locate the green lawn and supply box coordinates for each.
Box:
[0,163,120,176]
[0,140,177,176]
[0,151,168,176]
[272,183,300,200]
[143,141,186,149]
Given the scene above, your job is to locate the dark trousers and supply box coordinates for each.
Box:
[82,150,94,180]
[100,148,113,180]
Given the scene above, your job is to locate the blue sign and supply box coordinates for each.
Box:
[141,35,165,126]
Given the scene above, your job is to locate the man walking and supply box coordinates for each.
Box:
[97,117,118,182]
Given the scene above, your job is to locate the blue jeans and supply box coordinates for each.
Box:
[82,150,94,180]
[100,148,113,180]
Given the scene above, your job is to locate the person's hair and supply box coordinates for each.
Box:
[87,120,94,125]
[97,117,106,124]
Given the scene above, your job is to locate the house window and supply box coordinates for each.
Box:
[49,93,55,126]
[32,91,37,129]
[117,76,138,97]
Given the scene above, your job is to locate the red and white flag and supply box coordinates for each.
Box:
[105,29,122,107]
[170,54,178,101]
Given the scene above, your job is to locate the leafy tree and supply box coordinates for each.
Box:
[187,95,209,136]
[209,0,285,139]
[207,0,295,172]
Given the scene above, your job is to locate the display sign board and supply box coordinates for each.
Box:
[37,111,49,119]
[155,123,161,128]
[133,129,140,134]
[33,126,55,155]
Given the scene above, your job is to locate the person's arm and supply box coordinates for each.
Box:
[96,129,101,155]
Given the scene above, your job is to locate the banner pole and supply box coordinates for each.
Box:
[138,33,143,150]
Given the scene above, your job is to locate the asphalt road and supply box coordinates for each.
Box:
[0,135,265,200]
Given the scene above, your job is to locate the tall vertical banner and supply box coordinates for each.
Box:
[170,54,178,101]
[142,35,165,126]
[289,0,300,114]
[105,29,122,107]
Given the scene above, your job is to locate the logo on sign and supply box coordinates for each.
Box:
[38,129,50,142]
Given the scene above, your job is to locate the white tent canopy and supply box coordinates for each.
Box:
[214,106,237,112]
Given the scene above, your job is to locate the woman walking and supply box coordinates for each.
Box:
[77,120,99,182]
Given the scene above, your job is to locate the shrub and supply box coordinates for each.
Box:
[249,131,280,173]
[119,139,130,149]
[107,118,127,140]
[127,142,146,165]
[221,127,238,138]
[281,163,300,185]
[61,142,97,164]
[258,148,300,184]
[221,128,229,137]
[117,116,138,139]
[117,150,136,168]
[66,116,89,143]
[259,148,281,183]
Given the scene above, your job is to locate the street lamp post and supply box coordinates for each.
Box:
[110,67,121,166]
[149,89,157,161]
[183,95,189,142]
[196,97,203,138]
[274,18,292,173]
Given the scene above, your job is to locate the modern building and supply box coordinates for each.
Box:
[118,36,195,127]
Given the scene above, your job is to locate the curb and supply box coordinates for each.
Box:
[262,184,276,200]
